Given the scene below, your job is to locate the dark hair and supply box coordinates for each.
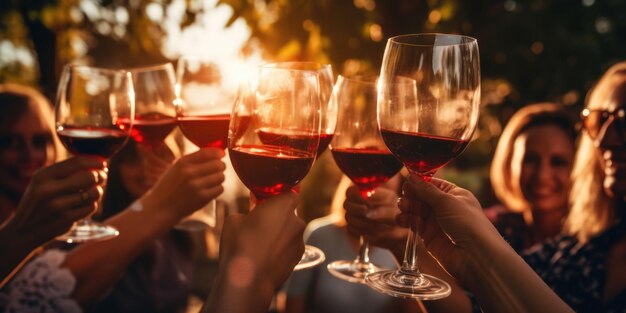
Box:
[0,91,40,133]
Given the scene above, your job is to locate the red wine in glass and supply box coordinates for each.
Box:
[229,144,315,200]
[317,132,334,156]
[119,112,176,146]
[331,147,403,196]
[256,127,321,156]
[380,129,469,176]
[57,127,129,159]
[178,114,231,150]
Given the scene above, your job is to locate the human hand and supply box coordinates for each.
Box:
[136,141,176,187]
[205,192,305,313]
[220,191,305,288]
[397,175,499,281]
[344,185,408,256]
[143,148,225,222]
[2,156,105,248]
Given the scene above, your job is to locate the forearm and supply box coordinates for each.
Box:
[464,234,573,313]
[64,195,178,306]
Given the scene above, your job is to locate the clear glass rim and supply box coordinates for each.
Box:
[388,33,477,47]
[259,64,319,78]
[64,64,129,75]
[337,74,378,85]
[262,61,332,73]
[127,62,174,73]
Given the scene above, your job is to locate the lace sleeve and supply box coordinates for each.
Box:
[0,249,81,313]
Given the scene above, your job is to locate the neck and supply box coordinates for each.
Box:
[529,209,565,241]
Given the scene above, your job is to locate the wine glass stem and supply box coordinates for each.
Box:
[399,173,432,275]
[355,236,370,264]
[400,223,420,275]
[354,190,374,265]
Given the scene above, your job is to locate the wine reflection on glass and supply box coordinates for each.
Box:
[175,55,238,229]
[228,65,324,270]
[327,75,403,283]
[367,33,480,300]
[55,64,135,243]
[258,62,336,157]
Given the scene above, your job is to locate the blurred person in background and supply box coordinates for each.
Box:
[486,103,577,250]
[0,84,105,285]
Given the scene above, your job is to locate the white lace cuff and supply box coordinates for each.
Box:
[0,249,81,313]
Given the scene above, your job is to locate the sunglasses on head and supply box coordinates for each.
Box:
[581,108,626,141]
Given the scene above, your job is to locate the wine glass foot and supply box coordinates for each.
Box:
[294,245,325,271]
[57,222,119,243]
[365,270,451,300]
[327,260,383,283]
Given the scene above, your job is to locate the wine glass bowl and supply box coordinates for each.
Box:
[55,64,134,243]
[327,75,403,283]
[229,66,320,201]
[260,62,335,156]
[126,63,177,147]
[176,56,236,150]
[369,33,480,299]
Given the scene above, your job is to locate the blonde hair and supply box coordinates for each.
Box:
[563,62,626,242]
[490,103,577,224]
[0,84,65,162]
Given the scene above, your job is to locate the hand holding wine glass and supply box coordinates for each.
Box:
[126,63,177,148]
[228,65,323,270]
[369,33,480,299]
[175,56,237,229]
[327,75,403,283]
[55,65,135,242]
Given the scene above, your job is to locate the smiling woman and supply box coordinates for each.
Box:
[487,103,578,251]
[0,84,63,219]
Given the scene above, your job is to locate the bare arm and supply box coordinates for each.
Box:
[64,149,225,306]
[398,176,573,313]
[203,192,305,313]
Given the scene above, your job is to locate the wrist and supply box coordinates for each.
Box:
[140,191,184,226]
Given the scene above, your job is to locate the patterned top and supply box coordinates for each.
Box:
[521,219,626,312]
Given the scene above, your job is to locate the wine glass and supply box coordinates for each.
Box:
[55,64,135,243]
[126,63,177,147]
[327,75,403,283]
[228,65,323,270]
[175,55,237,230]
[368,33,480,299]
[260,62,336,156]
[258,62,334,269]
